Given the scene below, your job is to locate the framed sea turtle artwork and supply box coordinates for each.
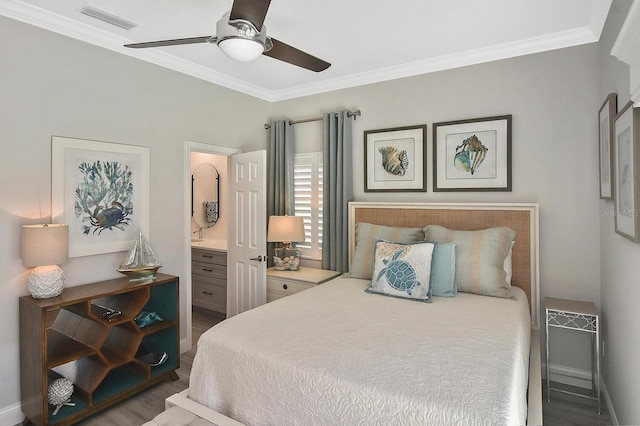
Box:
[364,125,427,192]
[433,115,512,192]
[52,136,150,257]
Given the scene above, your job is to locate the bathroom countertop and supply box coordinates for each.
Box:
[191,239,227,252]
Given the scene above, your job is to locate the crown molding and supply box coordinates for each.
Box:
[1,0,611,102]
[0,0,274,100]
[271,26,600,101]
[612,0,640,106]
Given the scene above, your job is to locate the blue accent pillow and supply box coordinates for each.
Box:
[367,241,434,302]
[429,242,457,297]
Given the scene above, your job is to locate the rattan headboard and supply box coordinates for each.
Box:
[348,202,540,327]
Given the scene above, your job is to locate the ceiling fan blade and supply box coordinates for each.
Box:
[230,0,271,31]
[264,38,331,72]
[124,36,212,49]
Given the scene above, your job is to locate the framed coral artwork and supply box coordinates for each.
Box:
[433,115,512,191]
[52,136,150,257]
[613,101,640,242]
[364,125,427,192]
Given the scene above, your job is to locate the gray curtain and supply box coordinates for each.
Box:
[322,111,353,272]
[267,120,295,263]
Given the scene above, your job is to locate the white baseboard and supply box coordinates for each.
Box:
[180,336,190,354]
[544,362,617,424]
[0,401,25,426]
[600,379,619,426]
[544,363,594,389]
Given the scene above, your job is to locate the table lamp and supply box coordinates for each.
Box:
[267,216,305,271]
[22,224,69,299]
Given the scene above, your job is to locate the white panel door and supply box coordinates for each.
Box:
[227,150,267,317]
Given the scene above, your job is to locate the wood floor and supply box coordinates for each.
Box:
[58,308,612,425]
[543,382,612,426]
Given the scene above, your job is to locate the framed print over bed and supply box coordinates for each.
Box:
[599,93,617,199]
[433,115,512,191]
[364,125,427,192]
[52,136,150,257]
[613,101,640,242]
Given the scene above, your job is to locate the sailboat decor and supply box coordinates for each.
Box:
[118,231,162,280]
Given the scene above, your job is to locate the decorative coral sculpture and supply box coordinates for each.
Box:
[48,378,75,415]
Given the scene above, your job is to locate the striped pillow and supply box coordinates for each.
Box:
[349,223,424,279]
[423,225,516,298]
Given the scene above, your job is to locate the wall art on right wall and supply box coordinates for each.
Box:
[614,101,640,242]
[599,93,617,200]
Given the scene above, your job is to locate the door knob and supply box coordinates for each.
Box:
[249,255,263,262]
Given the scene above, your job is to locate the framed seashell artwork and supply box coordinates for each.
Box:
[364,125,427,192]
[433,115,512,192]
[613,101,640,243]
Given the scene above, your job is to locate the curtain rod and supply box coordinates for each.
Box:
[264,109,361,129]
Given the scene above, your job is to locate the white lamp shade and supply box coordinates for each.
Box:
[218,38,264,62]
[22,224,69,267]
[267,216,305,243]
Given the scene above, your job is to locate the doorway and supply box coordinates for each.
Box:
[182,141,240,353]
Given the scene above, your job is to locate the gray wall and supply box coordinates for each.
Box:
[598,1,640,424]
[0,16,270,418]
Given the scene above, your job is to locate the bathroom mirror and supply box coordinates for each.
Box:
[192,163,220,228]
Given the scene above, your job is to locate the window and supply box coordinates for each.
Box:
[294,152,323,260]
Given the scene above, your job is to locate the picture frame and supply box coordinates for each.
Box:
[364,125,427,192]
[613,101,640,242]
[433,115,512,192]
[52,136,150,257]
[599,93,617,199]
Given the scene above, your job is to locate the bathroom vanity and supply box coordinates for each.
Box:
[191,240,227,315]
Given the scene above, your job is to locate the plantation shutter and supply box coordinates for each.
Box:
[294,152,323,260]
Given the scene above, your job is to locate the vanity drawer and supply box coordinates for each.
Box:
[192,249,227,265]
[193,278,226,313]
[266,277,314,296]
[192,261,226,279]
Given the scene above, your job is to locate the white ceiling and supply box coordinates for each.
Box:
[1,0,612,101]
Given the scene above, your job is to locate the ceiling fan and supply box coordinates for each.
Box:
[124,0,330,72]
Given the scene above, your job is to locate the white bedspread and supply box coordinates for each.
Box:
[189,276,531,426]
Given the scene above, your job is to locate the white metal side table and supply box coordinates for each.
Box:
[545,297,600,414]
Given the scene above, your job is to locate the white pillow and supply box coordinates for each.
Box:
[504,241,514,285]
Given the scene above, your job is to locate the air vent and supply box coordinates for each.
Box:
[80,4,138,30]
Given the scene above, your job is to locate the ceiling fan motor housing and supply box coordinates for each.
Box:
[213,12,273,60]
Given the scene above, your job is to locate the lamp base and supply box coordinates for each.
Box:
[273,247,301,271]
[28,265,65,299]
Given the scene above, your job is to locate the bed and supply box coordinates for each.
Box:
[184,202,542,425]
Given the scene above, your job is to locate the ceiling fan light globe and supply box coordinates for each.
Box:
[218,37,264,62]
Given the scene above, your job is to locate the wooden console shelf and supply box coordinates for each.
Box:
[20,273,180,425]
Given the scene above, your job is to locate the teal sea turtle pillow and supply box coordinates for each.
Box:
[366,241,434,302]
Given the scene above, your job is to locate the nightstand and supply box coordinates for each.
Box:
[545,297,600,414]
[266,267,341,302]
